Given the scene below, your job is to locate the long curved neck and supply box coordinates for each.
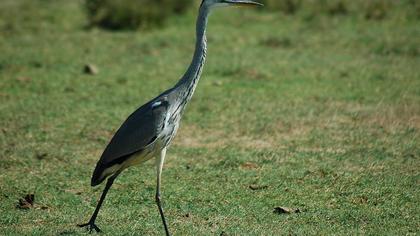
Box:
[174,5,210,100]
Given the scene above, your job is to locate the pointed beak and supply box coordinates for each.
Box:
[223,0,263,7]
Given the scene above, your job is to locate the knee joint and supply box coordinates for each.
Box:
[155,194,162,203]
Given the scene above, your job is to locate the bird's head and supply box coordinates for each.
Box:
[201,0,263,9]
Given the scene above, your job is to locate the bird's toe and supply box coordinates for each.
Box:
[78,221,101,233]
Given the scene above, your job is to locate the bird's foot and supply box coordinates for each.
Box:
[78,221,101,233]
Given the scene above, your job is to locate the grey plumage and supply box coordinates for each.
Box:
[78,0,262,235]
[91,2,210,187]
[91,95,169,186]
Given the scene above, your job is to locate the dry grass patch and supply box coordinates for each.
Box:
[173,124,278,150]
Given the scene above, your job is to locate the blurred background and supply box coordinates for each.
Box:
[0,0,419,235]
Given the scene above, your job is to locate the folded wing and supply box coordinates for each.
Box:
[91,97,169,185]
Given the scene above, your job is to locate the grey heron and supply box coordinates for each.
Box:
[78,0,262,235]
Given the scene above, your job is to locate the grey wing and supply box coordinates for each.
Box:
[97,97,169,168]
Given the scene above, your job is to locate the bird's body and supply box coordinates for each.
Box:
[91,90,179,186]
[78,0,262,235]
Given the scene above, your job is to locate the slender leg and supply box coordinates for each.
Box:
[78,172,120,233]
[155,147,170,236]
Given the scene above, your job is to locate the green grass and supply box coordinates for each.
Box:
[0,0,419,235]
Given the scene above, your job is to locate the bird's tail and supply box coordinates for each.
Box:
[91,163,107,186]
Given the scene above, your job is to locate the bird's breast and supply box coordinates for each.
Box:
[156,113,180,149]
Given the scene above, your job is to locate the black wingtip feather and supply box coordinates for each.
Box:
[90,164,106,186]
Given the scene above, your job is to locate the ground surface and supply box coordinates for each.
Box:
[0,0,419,235]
